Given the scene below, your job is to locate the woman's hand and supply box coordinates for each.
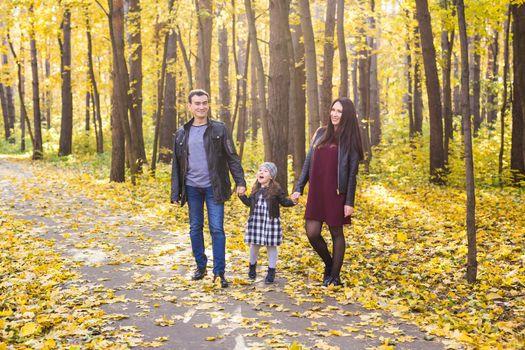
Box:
[291,192,301,204]
[344,205,354,217]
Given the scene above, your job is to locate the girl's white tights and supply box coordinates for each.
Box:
[250,244,277,268]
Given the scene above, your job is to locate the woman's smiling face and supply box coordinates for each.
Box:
[330,101,343,128]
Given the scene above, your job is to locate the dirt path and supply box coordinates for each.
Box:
[0,157,445,349]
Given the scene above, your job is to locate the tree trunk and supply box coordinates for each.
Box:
[45,56,51,129]
[230,7,243,139]
[415,0,445,183]
[6,84,15,142]
[470,35,481,134]
[250,44,259,141]
[127,0,147,167]
[440,1,454,160]
[59,7,73,156]
[337,0,348,97]
[405,21,415,138]
[291,11,306,181]
[453,53,460,116]
[351,44,359,114]
[195,0,212,92]
[86,13,104,153]
[298,0,320,139]
[319,0,336,121]
[267,0,291,192]
[1,29,16,142]
[486,28,499,127]
[244,0,270,158]
[108,0,138,183]
[150,4,171,174]
[457,0,477,284]
[218,25,232,131]
[358,21,372,170]
[176,26,193,91]
[499,8,511,186]
[237,35,250,161]
[159,28,177,164]
[85,91,90,131]
[369,0,381,147]
[0,84,10,141]
[29,5,43,160]
[8,35,33,151]
[511,3,525,183]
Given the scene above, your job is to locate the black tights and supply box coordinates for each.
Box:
[305,220,346,278]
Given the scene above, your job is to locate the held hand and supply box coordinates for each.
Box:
[291,192,301,203]
[171,200,180,205]
[236,186,247,196]
[344,205,354,217]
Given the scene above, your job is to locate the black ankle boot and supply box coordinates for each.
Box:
[191,267,206,280]
[323,265,332,286]
[248,263,257,280]
[325,275,343,287]
[265,268,276,284]
[214,272,229,288]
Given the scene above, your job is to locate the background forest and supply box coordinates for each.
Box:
[0,0,524,348]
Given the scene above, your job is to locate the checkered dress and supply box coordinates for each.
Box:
[244,193,283,246]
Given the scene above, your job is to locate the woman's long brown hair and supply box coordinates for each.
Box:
[317,97,364,160]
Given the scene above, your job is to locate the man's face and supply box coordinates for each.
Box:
[188,94,210,119]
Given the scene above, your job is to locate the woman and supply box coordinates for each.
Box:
[291,97,364,286]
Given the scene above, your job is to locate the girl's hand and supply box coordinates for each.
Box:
[291,192,301,203]
[344,205,354,217]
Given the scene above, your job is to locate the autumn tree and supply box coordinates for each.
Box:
[415,0,445,183]
[457,0,477,283]
[195,0,212,92]
[319,0,336,121]
[127,0,147,167]
[298,0,320,139]
[267,0,290,190]
[107,0,139,183]
[29,3,43,160]
[511,2,525,183]
[58,5,73,156]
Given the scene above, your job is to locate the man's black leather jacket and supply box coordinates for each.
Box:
[171,118,246,206]
[294,127,360,207]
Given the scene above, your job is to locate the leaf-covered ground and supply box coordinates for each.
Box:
[0,151,523,349]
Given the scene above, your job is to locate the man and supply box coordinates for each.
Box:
[171,89,246,288]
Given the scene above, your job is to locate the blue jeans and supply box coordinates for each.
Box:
[186,185,226,274]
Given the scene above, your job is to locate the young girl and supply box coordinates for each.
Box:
[239,162,296,284]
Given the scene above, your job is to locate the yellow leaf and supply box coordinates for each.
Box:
[486,292,501,300]
[44,338,57,348]
[0,342,6,350]
[20,322,40,337]
[328,329,343,336]
[289,342,303,350]
[457,332,474,343]
[397,231,408,241]
[0,309,12,317]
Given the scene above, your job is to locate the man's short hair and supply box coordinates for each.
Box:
[188,89,210,103]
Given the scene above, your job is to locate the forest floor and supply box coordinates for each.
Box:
[0,153,523,349]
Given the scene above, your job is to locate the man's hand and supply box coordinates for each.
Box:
[344,205,354,217]
[171,200,179,205]
[236,186,246,196]
[291,192,301,204]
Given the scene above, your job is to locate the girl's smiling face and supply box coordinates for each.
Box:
[257,167,272,187]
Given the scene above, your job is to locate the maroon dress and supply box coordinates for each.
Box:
[304,144,351,226]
